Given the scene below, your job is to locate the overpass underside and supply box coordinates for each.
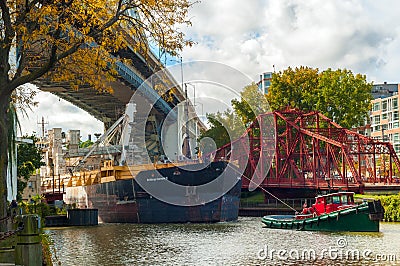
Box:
[34,46,183,128]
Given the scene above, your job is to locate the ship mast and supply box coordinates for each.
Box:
[183,83,191,159]
[38,116,48,138]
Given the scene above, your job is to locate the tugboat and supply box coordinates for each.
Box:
[261,192,385,232]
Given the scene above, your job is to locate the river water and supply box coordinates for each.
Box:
[46,217,400,265]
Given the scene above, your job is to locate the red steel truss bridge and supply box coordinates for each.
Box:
[212,108,400,194]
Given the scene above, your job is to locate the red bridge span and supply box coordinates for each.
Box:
[212,109,400,195]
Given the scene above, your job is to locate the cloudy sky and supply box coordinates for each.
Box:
[19,0,400,139]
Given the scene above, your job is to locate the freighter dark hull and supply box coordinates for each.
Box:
[64,161,241,223]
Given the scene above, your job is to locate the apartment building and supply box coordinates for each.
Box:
[369,83,400,154]
[257,71,272,94]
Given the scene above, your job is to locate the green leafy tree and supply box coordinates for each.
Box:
[200,83,269,149]
[200,109,241,149]
[316,68,373,128]
[17,135,44,201]
[267,66,319,112]
[79,140,94,148]
[267,66,372,128]
[379,194,400,222]
[231,83,270,127]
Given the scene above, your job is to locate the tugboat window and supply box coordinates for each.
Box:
[341,195,348,204]
[348,195,354,204]
[326,196,332,204]
[332,196,340,204]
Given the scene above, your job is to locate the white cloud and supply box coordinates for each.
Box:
[182,0,400,84]
[18,87,103,141]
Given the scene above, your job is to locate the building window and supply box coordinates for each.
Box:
[394,111,399,121]
[383,134,388,141]
[373,102,380,111]
[264,73,272,79]
[382,101,388,112]
[394,98,398,109]
[374,115,380,124]
[394,122,399,128]
[382,124,388,130]
[382,113,388,120]
[394,133,399,142]
[395,144,400,154]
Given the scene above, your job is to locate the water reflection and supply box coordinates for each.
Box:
[46,218,400,266]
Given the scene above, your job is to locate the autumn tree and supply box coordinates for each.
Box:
[0,0,193,223]
[266,66,319,111]
[316,68,373,129]
[267,66,372,128]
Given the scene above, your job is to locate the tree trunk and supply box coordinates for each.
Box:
[0,93,11,231]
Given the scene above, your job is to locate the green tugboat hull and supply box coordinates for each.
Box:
[261,203,380,232]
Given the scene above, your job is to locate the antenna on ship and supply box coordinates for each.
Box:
[37,116,48,138]
[183,83,191,159]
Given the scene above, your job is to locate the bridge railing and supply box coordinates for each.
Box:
[240,198,315,210]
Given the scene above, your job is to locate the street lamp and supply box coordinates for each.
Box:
[196,102,204,118]
[184,83,204,118]
[185,83,197,154]
[170,57,191,159]
[183,83,191,159]
[170,56,183,95]
[186,82,196,108]
[184,83,206,160]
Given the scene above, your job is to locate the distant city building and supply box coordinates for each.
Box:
[369,83,400,153]
[371,82,398,99]
[21,173,41,202]
[257,71,272,94]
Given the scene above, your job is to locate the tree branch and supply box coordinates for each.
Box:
[0,0,15,81]
[0,0,14,45]
[8,43,59,91]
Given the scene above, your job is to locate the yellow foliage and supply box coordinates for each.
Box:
[2,0,194,94]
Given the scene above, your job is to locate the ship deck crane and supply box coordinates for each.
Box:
[71,102,136,172]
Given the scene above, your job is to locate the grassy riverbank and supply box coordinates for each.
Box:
[17,198,63,265]
[240,191,265,203]
[356,193,400,222]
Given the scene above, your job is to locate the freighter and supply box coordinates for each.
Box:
[60,101,242,223]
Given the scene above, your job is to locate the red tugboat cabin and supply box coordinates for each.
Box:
[298,192,356,219]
